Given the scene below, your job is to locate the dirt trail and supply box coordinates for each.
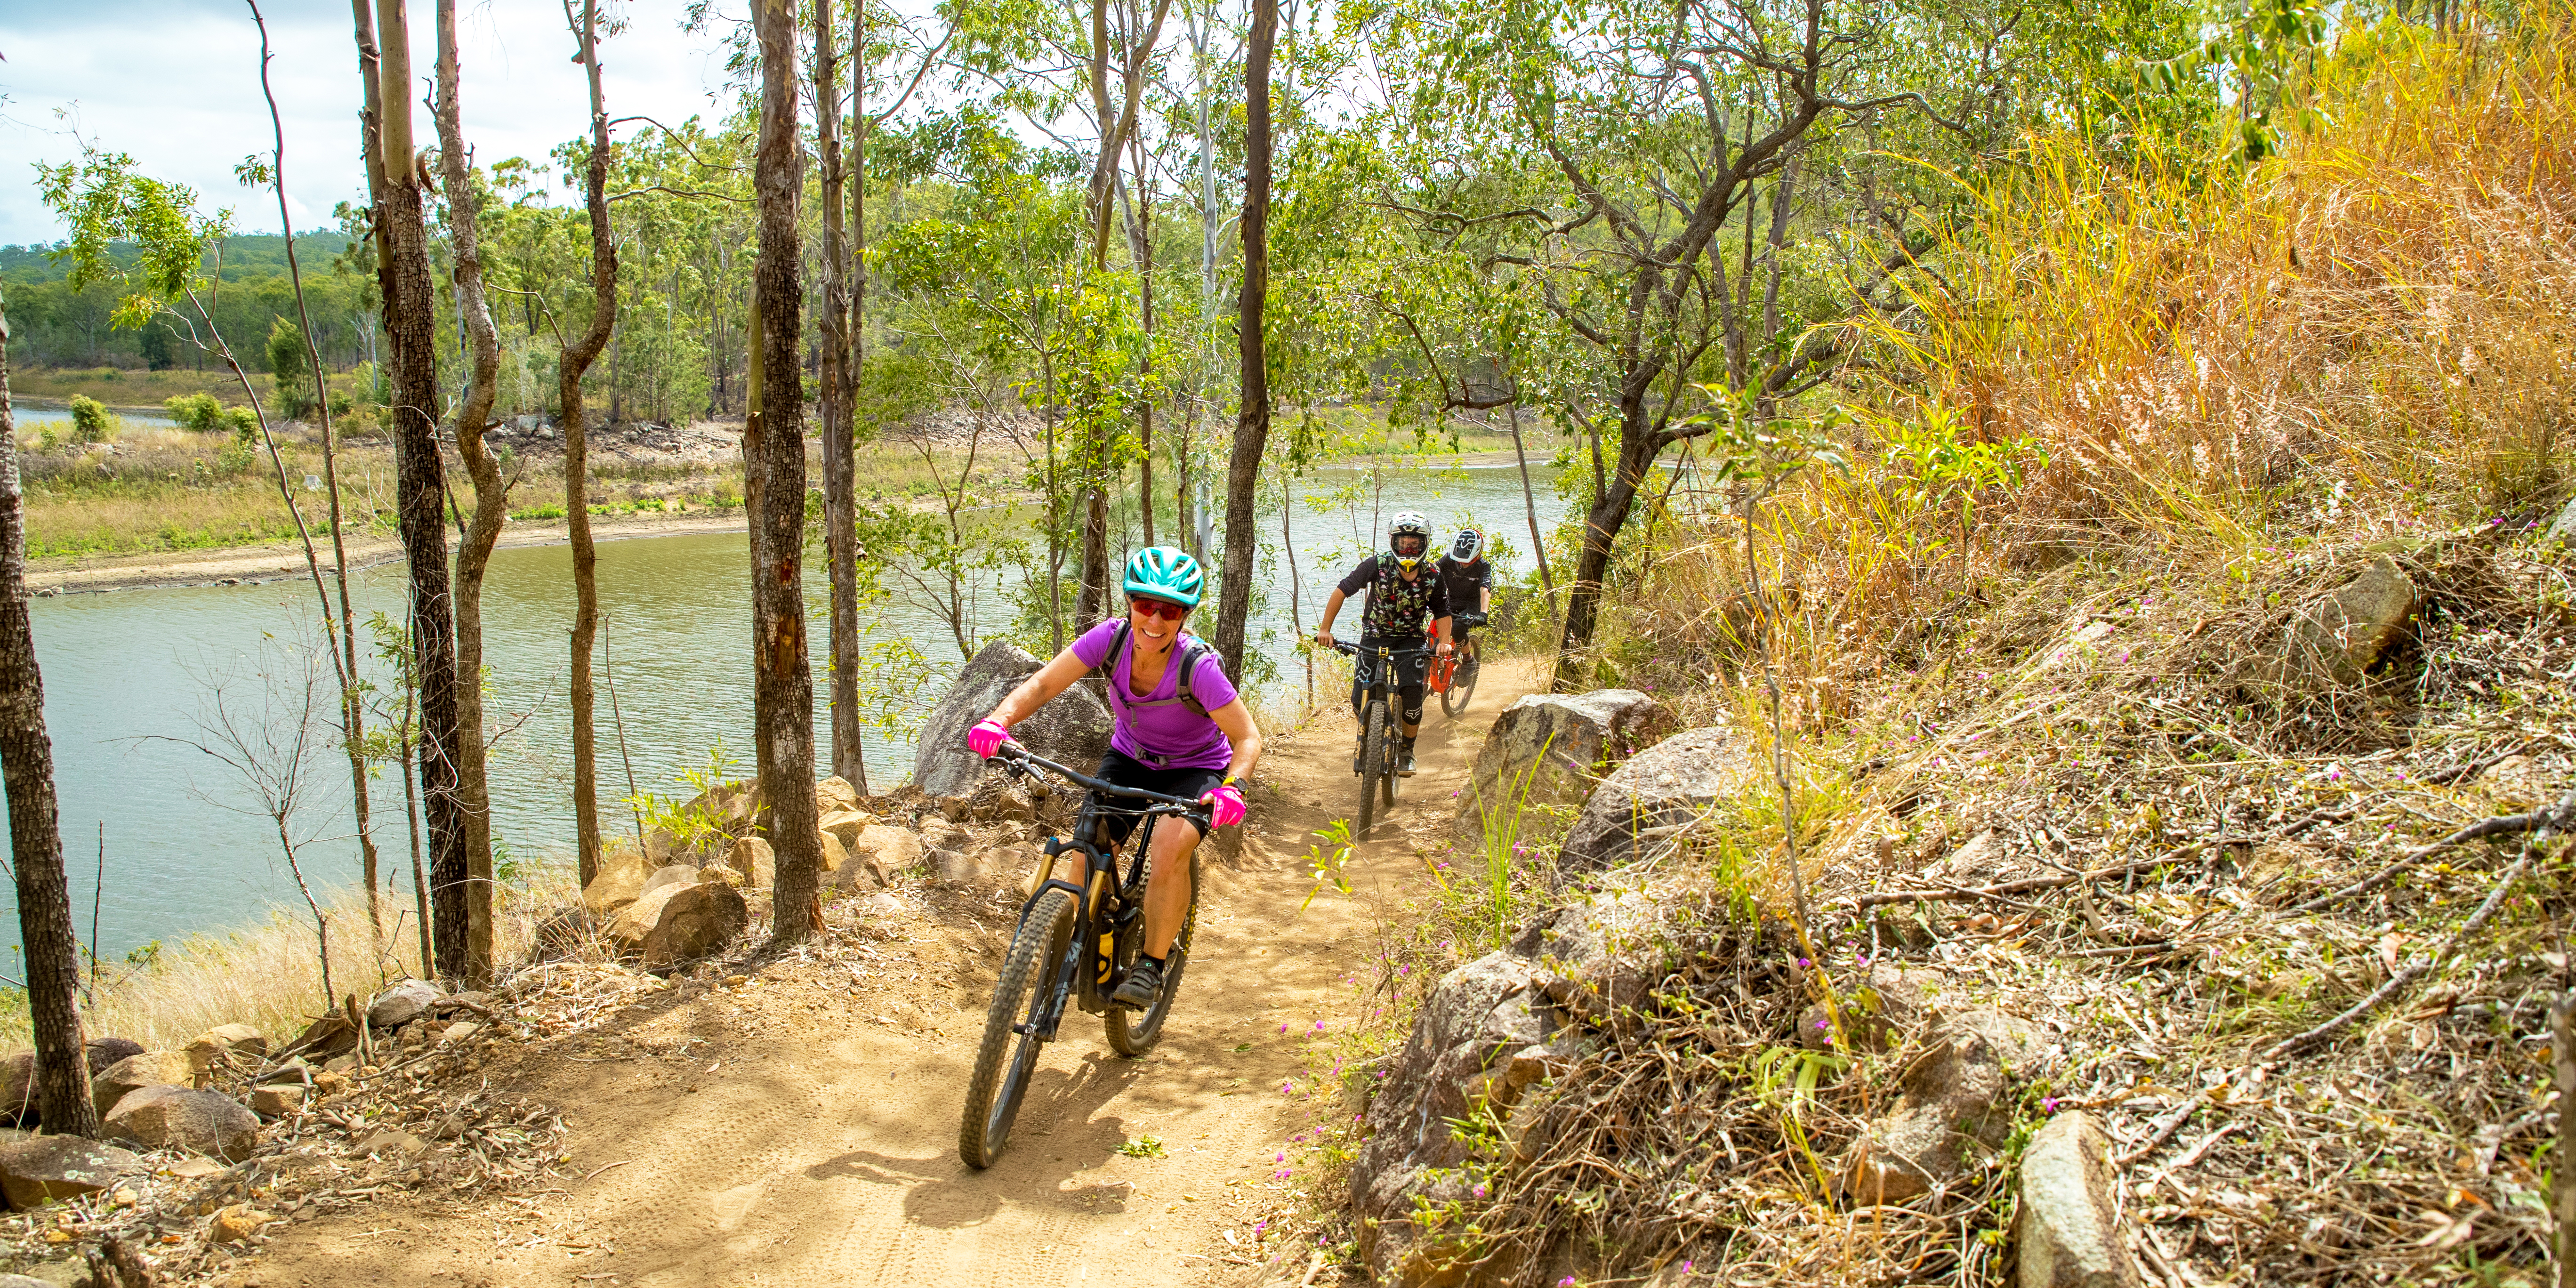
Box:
[223,660,1544,1288]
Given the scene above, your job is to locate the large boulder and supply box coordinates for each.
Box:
[101,1086,260,1162]
[913,641,1112,797]
[1556,724,1756,882]
[2012,1112,2142,1288]
[89,1050,195,1120]
[1458,691,1676,849]
[1841,1010,2033,1203]
[640,863,699,898]
[607,881,749,973]
[1351,886,1685,1284]
[367,979,442,1031]
[0,1135,138,1208]
[2251,555,2419,691]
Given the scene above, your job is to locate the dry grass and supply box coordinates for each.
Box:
[0,868,579,1055]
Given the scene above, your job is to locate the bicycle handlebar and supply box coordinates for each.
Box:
[1331,641,1433,660]
[992,743,1210,811]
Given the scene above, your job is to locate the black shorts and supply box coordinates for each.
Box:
[1353,636,1431,690]
[1089,749,1223,847]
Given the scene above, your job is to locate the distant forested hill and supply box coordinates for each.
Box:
[1,232,371,371]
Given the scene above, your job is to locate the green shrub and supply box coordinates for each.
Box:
[164,393,225,433]
[68,396,119,444]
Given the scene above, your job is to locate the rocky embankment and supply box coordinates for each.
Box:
[1322,542,2571,1287]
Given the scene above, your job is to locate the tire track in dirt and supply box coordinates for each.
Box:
[219,659,1542,1288]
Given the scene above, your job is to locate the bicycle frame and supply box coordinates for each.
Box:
[1337,640,1431,706]
[993,747,1205,1038]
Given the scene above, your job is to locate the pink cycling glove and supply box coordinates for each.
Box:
[968,719,1012,759]
[1207,783,1247,828]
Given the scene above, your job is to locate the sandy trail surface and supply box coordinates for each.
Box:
[218,658,1543,1288]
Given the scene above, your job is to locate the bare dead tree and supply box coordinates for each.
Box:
[435,0,508,971]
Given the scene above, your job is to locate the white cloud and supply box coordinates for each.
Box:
[0,0,741,248]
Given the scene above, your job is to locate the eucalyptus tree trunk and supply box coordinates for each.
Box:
[373,0,470,979]
[817,0,864,790]
[0,293,96,1138]
[1213,0,1275,678]
[560,0,620,886]
[436,0,506,969]
[750,0,824,943]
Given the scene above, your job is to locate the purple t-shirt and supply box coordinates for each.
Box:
[1071,620,1239,771]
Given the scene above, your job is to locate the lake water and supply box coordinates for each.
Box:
[13,401,180,434]
[0,454,1565,961]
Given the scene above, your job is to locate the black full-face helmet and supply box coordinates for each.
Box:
[1448,528,1483,563]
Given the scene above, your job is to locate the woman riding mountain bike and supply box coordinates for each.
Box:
[967,547,1262,1009]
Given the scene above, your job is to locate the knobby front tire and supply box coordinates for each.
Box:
[1359,699,1391,834]
[1106,851,1199,1057]
[959,886,1075,1169]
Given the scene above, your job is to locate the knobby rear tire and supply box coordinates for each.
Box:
[1359,698,1390,834]
[958,886,1074,1169]
[1441,647,1480,716]
[1106,851,1199,1057]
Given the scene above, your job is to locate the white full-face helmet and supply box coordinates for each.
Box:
[1389,512,1431,570]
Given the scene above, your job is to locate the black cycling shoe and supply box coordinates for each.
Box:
[1111,956,1166,1010]
[1399,741,1418,776]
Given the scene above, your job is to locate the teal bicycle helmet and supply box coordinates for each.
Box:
[1122,546,1206,608]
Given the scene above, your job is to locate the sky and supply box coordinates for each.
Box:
[0,0,749,248]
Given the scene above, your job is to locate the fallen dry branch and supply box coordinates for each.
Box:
[2292,787,2576,914]
[1847,854,2184,910]
[2267,849,2535,1062]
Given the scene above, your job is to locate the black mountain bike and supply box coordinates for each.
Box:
[958,744,1206,1169]
[1436,611,1488,716]
[1336,640,1428,836]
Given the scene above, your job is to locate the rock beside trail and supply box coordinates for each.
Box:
[209,1204,277,1245]
[2012,1111,2141,1288]
[1556,723,1756,882]
[726,836,776,889]
[584,839,653,914]
[1352,886,1688,1284]
[914,640,1112,797]
[2253,554,2419,691]
[819,809,870,852]
[1842,1010,2033,1204]
[844,824,919,886]
[818,775,861,815]
[101,1085,259,1161]
[607,881,749,972]
[641,863,699,898]
[250,1084,307,1119]
[85,1038,142,1072]
[368,979,443,1030]
[89,1050,196,1120]
[1459,690,1676,849]
[0,1135,139,1208]
[185,1023,267,1065]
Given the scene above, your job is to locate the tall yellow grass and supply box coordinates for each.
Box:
[1597,6,2576,708]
